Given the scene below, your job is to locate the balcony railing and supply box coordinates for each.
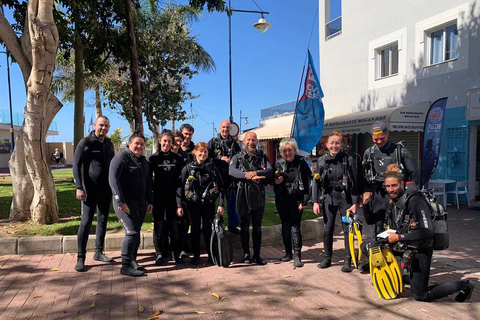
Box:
[0,109,57,132]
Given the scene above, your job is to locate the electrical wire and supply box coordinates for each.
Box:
[251,0,264,12]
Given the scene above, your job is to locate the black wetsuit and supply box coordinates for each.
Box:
[177,158,224,259]
[208,134,241,228]
[109,149,153,264]
[148,151,183,258]
[73,131,115,256]
[312,151,358,261]
[182,141,195,164]
[273,155,311,258]
[365,193,471,301]
[362,141,418,232]
[229,150,273,257]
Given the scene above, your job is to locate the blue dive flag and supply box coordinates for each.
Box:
[420,97,448,188]
[292,50,325,154]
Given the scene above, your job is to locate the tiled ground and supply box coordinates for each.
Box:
[0,206,479,319]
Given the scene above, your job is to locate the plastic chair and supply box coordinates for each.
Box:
[428,182,447,208]
[446,181,470,209]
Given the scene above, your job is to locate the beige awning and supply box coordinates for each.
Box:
[323,102,430,135]
[240,111,348,141]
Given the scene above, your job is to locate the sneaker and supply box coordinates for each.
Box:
[93,252,114,263]
[241,253,251,263]
[455,281,475,302]
[280,252,293,262]
[180,251,189,259]
[121,265,144,277]
[252,255,267,265]
[155,254,164,266]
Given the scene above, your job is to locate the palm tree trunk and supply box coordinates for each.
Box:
[95,84,102,118]
[73,11,85,149]
[125,0,143,134]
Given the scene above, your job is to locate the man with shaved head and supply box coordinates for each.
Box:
[229,132,273,265]
[208,120,241,234]
[73,116,115,272]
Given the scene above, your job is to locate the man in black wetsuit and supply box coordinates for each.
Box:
[362,121,418,234]
[109,132,153,276]
[73,116,115,272]
[180,123,195,164]
[208,120,241,235]
[229,132,273,265]
[376,166,474,302]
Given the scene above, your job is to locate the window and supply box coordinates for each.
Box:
[376,43,398,79]
[325,0,341,40]
[429,22,458,65]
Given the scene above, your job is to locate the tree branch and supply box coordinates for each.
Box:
[0,10,31,83]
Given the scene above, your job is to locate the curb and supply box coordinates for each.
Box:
[0,218,325,255]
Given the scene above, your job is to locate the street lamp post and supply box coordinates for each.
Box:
[239,110,248,134]
[212,122,217,138]
[228,0,271,123]
[0,51,15,153]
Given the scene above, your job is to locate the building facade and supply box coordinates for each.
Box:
[320,0,480,201]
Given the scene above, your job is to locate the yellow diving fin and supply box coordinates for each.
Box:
[369,244,401,300]
[383,248,403,294]
[347,211,363,268]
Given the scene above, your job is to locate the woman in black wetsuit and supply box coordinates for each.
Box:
[149,130,184,265]
[312,131,358,272]
[273,138,312,267]
[177,142,225,265]
[109,132,153,277]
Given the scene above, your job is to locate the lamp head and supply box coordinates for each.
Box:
[253,16,271,33]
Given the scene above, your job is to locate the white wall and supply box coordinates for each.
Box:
[319,0,480,113]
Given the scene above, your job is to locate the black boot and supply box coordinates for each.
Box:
[121,259,144,277]
[280,249,292,262]
[455,281,475,302]
[74,254,85,272]
[341,258,353,273]
[317,255,332,269]
[342,233,353,272]
[131,260,146,271]
[293,252,304,268]
[291,225,303,267]
[93,250,114,262]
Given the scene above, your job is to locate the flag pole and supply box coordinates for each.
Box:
[290,52,308,138]
[291,7,318,138]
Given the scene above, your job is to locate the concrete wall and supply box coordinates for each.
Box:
[319,0,480,113]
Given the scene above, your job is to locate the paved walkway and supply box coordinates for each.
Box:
[1,207,479,319]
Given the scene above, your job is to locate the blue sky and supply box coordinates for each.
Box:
[0,0,321,144]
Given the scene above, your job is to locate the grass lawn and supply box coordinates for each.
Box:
[0,170,319,236]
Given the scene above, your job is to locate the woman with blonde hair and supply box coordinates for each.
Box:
[273,138,312,267]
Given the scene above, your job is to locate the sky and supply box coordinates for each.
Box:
[0,0,321,144]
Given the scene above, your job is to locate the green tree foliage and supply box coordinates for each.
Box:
[109,127,128,151]
[103,2,216,136]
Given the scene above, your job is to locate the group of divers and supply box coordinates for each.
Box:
[72,116,474,303]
